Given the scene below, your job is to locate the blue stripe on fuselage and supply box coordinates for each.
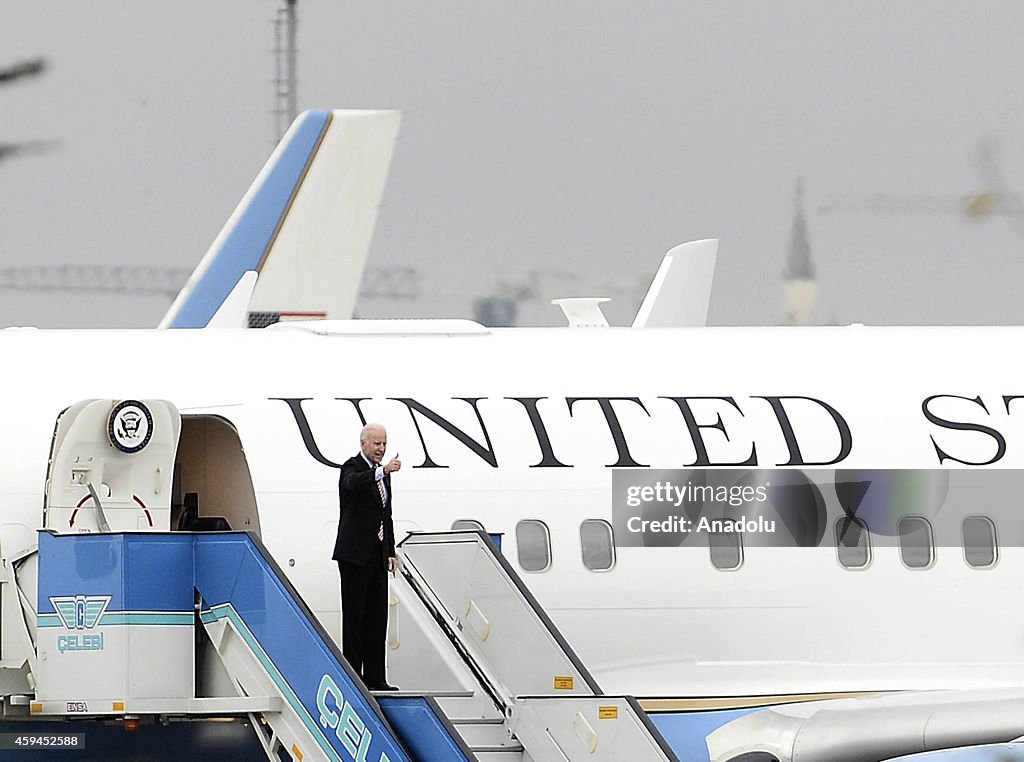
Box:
[167,110,331,328]
[650,707,761,762]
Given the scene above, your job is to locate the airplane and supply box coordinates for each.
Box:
[7,322,1024,679]
[5,111,1024,760]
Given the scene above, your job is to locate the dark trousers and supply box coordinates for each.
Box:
[337,559,388,686]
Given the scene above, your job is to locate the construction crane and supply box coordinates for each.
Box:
[819,138,1024,231]
[819,192,1024,217]
[0,266,421,300]
[0,266,192,298]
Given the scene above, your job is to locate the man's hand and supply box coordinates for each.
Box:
[384,455,401,474]
[388,556,398,574]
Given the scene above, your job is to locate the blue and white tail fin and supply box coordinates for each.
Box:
[159,109,401,329]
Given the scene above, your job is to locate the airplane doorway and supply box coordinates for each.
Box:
[173,416,260,537]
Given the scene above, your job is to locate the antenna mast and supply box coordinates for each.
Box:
[272,0,298,141]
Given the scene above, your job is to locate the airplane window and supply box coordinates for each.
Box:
[709,531,742,570]
[516,520,551,572]
[580,519,615,571]
[835,516,870,569]
[451,519,485,532]
[962,515,997,568]
[898,516,934,569]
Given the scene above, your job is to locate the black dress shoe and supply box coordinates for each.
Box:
[368,683,400,691]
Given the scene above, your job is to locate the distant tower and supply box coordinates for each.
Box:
[783,179,817,325]
[272,0,298,142]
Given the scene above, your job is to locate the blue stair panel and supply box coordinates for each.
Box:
[37,531,470,762]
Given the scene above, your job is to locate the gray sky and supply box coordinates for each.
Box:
[1,1,1023,328]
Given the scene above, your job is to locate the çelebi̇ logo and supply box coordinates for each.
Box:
[107,400,154,454]
[50,595,109,654]
[316,674,394,762]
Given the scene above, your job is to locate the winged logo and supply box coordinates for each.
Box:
[50,595,111,630]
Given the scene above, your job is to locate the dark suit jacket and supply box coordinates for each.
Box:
[332,454,396,568]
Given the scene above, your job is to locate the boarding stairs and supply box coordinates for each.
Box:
[389,531,678,761]
[0,529,676,762]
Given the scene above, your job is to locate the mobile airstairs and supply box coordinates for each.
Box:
[0,529,678,762]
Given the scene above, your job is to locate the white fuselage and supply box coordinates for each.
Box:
[3,322,1022,698]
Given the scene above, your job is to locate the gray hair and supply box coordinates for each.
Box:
[359,423,386,443]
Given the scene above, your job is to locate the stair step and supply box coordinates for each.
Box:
[435,693,505,723]
[472,750,525,762]
[469,742,524,753]
[453,721,517,749]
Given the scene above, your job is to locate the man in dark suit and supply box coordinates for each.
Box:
[332,423,401,691]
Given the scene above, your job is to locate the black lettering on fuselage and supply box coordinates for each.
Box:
[922,394,1006,466]
[271,397,351,469]
[389,397,498,468]
[274,394,864,471]
[566,397,650,467]
[506,397,571,468]
[756,395,853,466]
[660,396,756,467]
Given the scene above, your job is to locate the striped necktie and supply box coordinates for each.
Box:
[377,477,386,541]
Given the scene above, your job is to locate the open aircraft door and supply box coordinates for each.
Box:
[44,399,181,533]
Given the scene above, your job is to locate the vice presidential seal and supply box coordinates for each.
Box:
[108,400,153,454]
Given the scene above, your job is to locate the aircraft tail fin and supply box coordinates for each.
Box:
[159,109,401,329]
[632,239,718,328]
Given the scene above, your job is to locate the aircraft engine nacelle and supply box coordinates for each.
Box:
[43,399,181,533]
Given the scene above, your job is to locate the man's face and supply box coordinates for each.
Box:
[361,428,387,465]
